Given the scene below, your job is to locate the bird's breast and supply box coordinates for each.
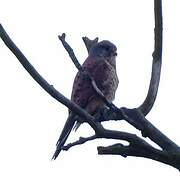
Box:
[94,60,119,102]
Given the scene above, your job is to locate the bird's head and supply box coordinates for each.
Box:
[89,40,117,59]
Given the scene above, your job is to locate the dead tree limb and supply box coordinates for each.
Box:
[138,0,163,115]
[0,0,180,171]
[57,29,180,153]
[97,143,180,170]
[0,24,99,132]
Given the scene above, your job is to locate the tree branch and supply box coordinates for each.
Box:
[63,126,180,170]
[138,0,163,115]
[120,108,180,152]
[58,33,82,71]
[97,143,180,170]
[62,135,97,151]
[0,24,99,132]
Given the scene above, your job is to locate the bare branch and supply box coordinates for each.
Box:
[121,108,180,152]
[0,24,99,131]
[138,0,163,115]
[95,106,124,122]
[61,125,180,170]
[58,33,82,71]
[1,0,180,170]
[98,143,180,170]
[95,106,180,153]
[82,36,98,53]
[63,130,153,153]
[62,135,97,151]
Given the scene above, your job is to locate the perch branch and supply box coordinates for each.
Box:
[91,106,180,152]
[62,130,152,152]
[63,127,180,170]
[120,108,180,152]
[1,0,180,170]
[0,24,100,132]
[138,0,163,115]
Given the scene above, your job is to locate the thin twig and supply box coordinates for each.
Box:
[62,135,97,151]
[58,34,82,70]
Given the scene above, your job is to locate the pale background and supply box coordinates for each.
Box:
[0,0,180,179]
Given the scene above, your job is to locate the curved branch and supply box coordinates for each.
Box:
[121,108,180,152]
[138,0,163,115]
[62,126,180,171]
[96,107,180,153]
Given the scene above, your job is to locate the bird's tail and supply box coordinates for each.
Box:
[52,113,75,160]
[73,121,81,132]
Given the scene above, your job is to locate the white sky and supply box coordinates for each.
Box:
[0,0,180,179]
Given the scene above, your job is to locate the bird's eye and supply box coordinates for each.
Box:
[104,47,109,51]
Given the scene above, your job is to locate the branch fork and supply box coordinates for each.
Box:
[0,0,180,170]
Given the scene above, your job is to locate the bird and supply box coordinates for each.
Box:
[52,40,119,160]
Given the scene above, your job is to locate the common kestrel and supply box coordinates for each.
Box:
[52,40,119,159]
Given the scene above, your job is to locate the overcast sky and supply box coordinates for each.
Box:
[0,0,180,179]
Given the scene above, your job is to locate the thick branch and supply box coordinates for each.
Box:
[126,109,180,152]
[62,127,180,170]
[98,144,180,170]
[101,107,180,152]
[138,0,163,115]
[61,128,157,155]
[0,24,99,131]
[95,106,124,122]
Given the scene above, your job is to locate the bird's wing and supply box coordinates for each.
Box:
[71,57,99,108]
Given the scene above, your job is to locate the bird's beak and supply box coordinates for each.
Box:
[113,52,117,56]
